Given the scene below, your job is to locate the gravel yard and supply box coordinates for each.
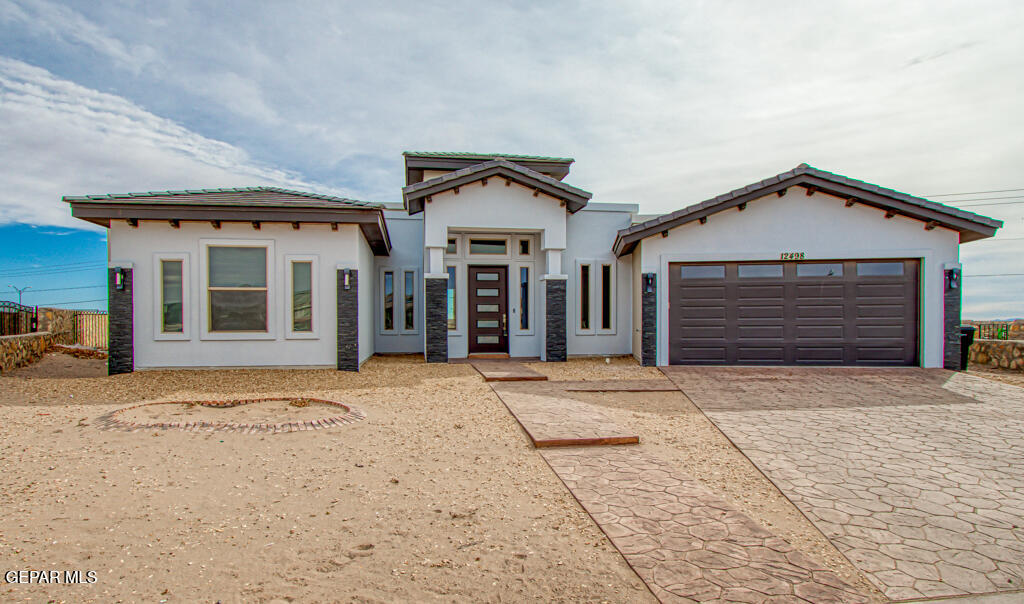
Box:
[0,354,651,603]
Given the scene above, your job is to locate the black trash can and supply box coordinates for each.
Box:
[960,325,976,370]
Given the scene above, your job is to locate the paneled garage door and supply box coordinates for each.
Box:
[668,260,919,365]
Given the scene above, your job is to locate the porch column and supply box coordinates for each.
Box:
[424,275,448,363]
[107,264,134,375]
[641,272,657,366]
[943,267,963,370]
[336,268,359,371]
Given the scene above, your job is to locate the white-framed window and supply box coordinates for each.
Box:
[199,239,275,340]
[152,253,190,341]
[286,255,318,339]
[379,267,419,335]
[513,262,535,334]
[446,265,457,330]
[467,236,511,258]
[575,259,616,335]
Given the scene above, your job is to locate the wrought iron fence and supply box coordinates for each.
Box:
[974,322,1010,340]
[0,301,37,336]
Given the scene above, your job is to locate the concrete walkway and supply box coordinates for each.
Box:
[469,359,547,382]
[543,447,868,603]
[663,367,1024,601]
[490,380,639,447]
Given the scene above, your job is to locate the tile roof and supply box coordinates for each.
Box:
[62,186,381,209]
[402,159,592,214]
[402,151,574,164]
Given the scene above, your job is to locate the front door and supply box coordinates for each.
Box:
[468,265,508,354]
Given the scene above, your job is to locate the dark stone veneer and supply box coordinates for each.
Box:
[943,268,962,371]
[108,267,134,375]
[545,278,567,362]
[424,277,448,363]
[641,272,657,367]
[336,269,359,371]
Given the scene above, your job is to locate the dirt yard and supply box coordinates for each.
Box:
[968,365,1024,388]
[0,354,651,603]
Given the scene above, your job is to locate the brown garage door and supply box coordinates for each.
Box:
[668,260,919,365]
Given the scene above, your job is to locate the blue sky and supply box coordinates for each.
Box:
[0,0,1022,317]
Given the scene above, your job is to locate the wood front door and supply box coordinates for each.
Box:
[468,265,508,354]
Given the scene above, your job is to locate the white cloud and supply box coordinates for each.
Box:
[0,57,344,228]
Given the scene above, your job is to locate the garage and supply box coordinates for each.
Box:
[667,259,919,365]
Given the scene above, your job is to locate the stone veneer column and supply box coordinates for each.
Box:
[943,268,962,370]
[545,279,567,362]
[336,269,359,371]
[107,267,134,375]
[641,272,658,367]
[424,277,448,363]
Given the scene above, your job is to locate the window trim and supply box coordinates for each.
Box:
[467,236,511,258]
[285,254,319,340]
[199,239,275,341]
[152,252,191,341]
[378,266,420,335]
[574,258,616,336]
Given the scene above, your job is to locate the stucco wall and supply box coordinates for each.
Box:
[108,219,368,368]
[637,187,961,368]
[422,180,567,250]
[564,205,635,357]
[373,210,425,354]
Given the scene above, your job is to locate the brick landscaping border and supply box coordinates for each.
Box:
[96,397,365,434]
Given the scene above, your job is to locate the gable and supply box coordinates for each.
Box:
[614,164,1002,256]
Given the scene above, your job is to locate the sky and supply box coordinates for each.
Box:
[0,0,1021,317]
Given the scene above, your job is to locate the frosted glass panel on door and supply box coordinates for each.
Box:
[476,273,499,281]
[476,289,498,297]
[476,336,499,344]
[477,304,498,312]
[476,320,499,328]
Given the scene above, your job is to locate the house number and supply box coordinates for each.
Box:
[780,252,805,260]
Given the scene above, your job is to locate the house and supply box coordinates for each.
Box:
[64,153,1002,374]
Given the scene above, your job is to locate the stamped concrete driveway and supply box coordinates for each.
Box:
[661,367,1024,602]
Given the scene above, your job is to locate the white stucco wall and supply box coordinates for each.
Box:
[637,187,960,367]
[373,210,425,354]
[422,180,568,251]
[108,220,371,368]
[564,204,636,357]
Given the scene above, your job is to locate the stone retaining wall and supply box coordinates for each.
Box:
[37,307,76,345]
[0,331,58,373]
[969,338,1024,371]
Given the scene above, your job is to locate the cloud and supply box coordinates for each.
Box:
[0,0,1022,315]
[0,57,343,228]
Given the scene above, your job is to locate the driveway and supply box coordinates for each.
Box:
[661,367,1024,602]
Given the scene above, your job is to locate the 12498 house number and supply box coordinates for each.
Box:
[780,252,805,260]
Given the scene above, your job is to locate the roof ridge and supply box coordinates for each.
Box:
[63,186,382,208]
[402,151,574,163]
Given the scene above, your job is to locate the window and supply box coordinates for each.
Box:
[446,266,457,330]
[161,260,183,333]
[404,270,415,330]
[600,264,612,330]
[519,239,530,256]
[797,263,843,277]
[681,265,725,279]
[580,264,591,330]
[738,264,783,278]
[208,246,267,332]
[383,271,394,331]
[291,261,313,332]
[446,238,458,255]
[857,262,904,276]
[520,266,529,329]
[469,238,507,255]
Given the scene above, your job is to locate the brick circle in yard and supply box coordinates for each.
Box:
[96,397,365,434]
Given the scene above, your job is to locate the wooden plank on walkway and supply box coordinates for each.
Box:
[470,360,547,382]
[542,446,868,604]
